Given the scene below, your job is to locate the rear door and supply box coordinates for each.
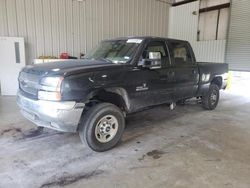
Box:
[167,40,199,100]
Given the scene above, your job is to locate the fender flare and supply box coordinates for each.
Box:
[85,87,131,111]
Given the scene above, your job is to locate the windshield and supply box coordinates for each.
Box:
[84,39,143,64]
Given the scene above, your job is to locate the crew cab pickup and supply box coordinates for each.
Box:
[17,36,228,151]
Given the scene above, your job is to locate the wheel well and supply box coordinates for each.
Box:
[211,76,222,89]
[88,90,127,112]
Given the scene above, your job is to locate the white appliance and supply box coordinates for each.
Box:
[0,37,26,95]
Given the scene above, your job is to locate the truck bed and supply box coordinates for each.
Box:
[197,62,228,77]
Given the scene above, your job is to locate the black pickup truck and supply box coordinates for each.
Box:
[17,36,228,151]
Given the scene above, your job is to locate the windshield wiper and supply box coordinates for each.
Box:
[97,57,113,63]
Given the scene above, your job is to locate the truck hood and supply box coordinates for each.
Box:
[22,59,123,76]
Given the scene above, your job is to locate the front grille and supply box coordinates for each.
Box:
[19,72,40,96]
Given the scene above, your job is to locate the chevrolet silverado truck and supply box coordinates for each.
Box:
[17,36,228,151]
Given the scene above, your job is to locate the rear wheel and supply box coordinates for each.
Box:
[202,84,220,110]
[79,103,125,152]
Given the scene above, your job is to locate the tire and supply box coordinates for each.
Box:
[202,84,220,110]
[79,103,125,152]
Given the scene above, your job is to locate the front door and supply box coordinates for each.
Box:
[127,40,175,111]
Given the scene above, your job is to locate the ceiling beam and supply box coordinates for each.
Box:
[199,3,230,13]
[172,0,198,7]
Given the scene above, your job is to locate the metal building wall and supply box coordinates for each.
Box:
[168,1,226,63]
[226,0,250,71]
[0,0,170,64]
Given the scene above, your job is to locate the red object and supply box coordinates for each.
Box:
[60,53,69,59]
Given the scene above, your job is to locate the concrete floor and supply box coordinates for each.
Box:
[0,90,250,188]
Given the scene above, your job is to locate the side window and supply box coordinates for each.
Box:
[168,41,193,66]
[141,41,170,66]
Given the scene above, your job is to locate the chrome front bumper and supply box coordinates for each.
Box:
[17,92,85,132]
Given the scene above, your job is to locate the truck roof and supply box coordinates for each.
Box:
[105,36,188,43]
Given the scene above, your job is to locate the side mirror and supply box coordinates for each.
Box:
[149,52,161,60]
[139,52,162,69]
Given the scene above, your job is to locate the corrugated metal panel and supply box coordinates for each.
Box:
[6,0,18,36]
[51,0,60,56]
[34,0,45,56]
[58,0,67,53]
[15,0,27,37]
[25,0,37,63]
[0,0,170,64]
[43,0,53,56]
[226,0,250,71]
[194,39,226,62]
[168,1,226,63]
[0,0,9,36]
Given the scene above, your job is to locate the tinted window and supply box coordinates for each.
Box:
[168,41,193,66]
[141,41,170,66]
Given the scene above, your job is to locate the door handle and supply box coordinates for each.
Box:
[192,69,196,74]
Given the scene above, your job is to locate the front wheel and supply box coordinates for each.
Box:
[202,84,220,110]
[79,103,125,152]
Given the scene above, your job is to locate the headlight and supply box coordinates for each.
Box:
[40,77,63,91]
[38,76,64,101]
